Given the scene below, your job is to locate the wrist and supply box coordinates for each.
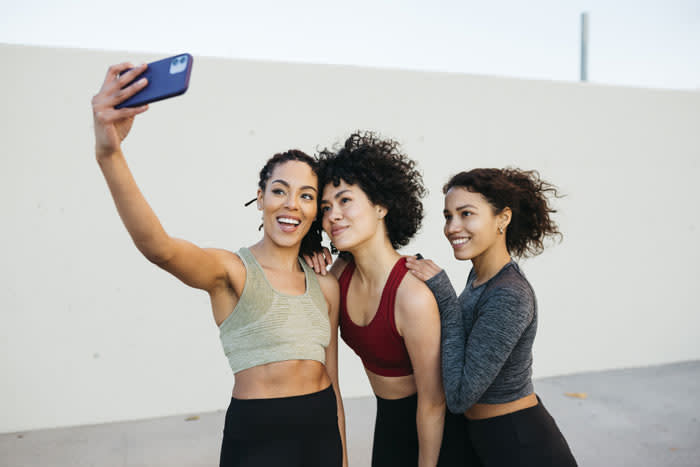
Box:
[95,147,123,164]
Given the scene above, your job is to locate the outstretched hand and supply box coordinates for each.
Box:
[91,62,150,159]
[303,247,333,275]
[405,255,443,282]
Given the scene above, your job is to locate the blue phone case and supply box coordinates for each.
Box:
[115,53,193,109]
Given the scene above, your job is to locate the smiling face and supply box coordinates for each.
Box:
[443,186,510,261]
[320,180,387,253]
[257,160,318,249]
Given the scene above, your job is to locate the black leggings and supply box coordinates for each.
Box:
[466,396,577,466]
[371,393,480,466]
[219,385,342,467]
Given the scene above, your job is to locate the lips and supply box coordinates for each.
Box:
[450,237,470,248]
[330,225,349,238]
[277,216,301,232]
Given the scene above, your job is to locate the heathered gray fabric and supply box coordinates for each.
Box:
[425,261,536,414]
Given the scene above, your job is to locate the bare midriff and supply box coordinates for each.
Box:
[366,368,417,400]
[465,393,538,420]
[232,360,330,399]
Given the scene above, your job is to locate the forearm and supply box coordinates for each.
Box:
[424,271,471,412]
[97,150,171,262]
[416,399,445,467]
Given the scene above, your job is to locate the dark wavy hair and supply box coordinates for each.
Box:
[317,131,426,250]
[444,168,563,258]
[250,149,323,256]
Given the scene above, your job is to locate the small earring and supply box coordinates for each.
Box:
[498,226,504,234]
[330,242,338,255]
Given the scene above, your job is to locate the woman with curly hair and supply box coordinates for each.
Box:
[406,168,578,466]
[310,132,468,466]
[92,62,346,467]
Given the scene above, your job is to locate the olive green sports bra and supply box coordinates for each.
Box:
[218,247,330,374]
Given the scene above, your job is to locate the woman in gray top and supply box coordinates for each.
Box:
[406,168,577,466]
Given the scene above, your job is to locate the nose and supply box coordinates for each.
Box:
[285,194,299,210]
[325,204,342,222]
[445,217,461,235]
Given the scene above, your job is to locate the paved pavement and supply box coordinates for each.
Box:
[2,361,698,466]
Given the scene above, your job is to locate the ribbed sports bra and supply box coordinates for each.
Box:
[218,247,331,374]
[338,257,413,377]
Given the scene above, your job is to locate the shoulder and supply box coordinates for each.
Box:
[205,248,246,289]
[480,266,535,318]
[317,272,340,298]
[315,272,340,316]
[395,272,439,319]
[329,256,350,279]
[489,264,535,301]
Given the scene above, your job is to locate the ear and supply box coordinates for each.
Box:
[256,188,263,210]
[498,207,512,229]
[376,205,388,220]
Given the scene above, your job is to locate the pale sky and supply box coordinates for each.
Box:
[2,0,699,90]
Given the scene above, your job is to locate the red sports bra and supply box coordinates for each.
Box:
[338,257,413,377]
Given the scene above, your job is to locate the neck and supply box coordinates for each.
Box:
[249,238,302,272]
[347,233,400,287]
[471,243,512,286]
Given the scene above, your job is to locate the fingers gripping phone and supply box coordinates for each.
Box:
[115,53,193,109]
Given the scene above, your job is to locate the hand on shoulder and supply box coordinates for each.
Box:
[404,255,443,283]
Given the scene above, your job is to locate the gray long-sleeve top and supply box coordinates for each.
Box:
[425,261,537,414]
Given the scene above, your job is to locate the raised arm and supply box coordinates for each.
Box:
[396,277,445,467]
[92,63,229,294]
[318,274,348,467]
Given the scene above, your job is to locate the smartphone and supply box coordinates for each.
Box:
[115,53,193,109]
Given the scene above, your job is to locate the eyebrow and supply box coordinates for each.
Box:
[321,189,351,204]
[444,204,478,213]
[270,179,318,193]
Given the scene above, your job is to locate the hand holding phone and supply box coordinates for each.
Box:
[115,53,193,109]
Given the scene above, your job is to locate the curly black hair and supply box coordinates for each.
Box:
[444,168,563,258]
[317,131,426,250]
[248,149,323,257]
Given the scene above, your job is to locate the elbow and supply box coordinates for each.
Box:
[417,393,446,416]
[134,236,173,265]
[445,392,471,415]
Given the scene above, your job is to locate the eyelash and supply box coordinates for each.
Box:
[272,189,314,201]
[444,211,472,221]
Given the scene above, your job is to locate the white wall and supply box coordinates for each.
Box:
[1,44,698,433]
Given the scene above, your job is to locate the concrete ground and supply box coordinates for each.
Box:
[2,361,698,466]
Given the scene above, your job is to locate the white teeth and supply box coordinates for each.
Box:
[451,238,469,245]
[278,217,300,225]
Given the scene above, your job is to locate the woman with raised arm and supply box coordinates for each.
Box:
[312,132,468,466]
[405,168,577,466]
[91,62,346,467]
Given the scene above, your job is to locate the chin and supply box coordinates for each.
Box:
[453,250,473,261]
[330,237,353,252]
[271,234,303,248]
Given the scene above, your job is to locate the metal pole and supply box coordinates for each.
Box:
[580,12,589,82]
